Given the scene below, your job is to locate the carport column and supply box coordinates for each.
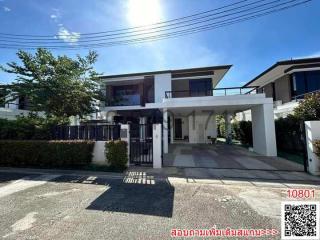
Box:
[153,124,162,168]
[251,103,277,156]
[224,112,232,144]
[163,108,169,153]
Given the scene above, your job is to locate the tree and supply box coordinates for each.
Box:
[294,92,320,121]
[1,48,101,123]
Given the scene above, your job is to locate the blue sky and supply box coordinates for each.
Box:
[0,0,319,87]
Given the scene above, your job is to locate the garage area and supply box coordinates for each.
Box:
[163,143,303,172]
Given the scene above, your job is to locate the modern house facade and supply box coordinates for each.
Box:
[237,57,320,120]
[98,65,277,157]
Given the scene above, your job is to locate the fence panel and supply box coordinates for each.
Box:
[52,124,121,141]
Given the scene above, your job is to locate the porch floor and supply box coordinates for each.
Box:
[163,143,303,171]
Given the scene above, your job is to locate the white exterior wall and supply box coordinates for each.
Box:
[5,94,19,110]
[236,110,252,121]
[0,108,30,120]
[120,124,130,167]
[305,121,320,175]
[92,141,107,165]
[154,73,171,103]
[251,103,277,156]
[236,101,299,121]
[153,124,162,168]
[188,113,217,143]
[163,109,169,153]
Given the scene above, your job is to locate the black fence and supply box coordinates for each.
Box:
[52,125,121,141]
[129,123,154,165]
[130,137,153,165]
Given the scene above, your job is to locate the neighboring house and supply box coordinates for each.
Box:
[0,88,31,120]
[238,57,320,120]
[97,65,277,157]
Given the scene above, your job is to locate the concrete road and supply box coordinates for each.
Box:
[0,171,319,240]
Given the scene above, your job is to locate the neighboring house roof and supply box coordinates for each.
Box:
[243,57,320,87]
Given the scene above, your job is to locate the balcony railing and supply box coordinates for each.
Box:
[164,86,258,98]
[291,89,320,101]
[105,94,141,106]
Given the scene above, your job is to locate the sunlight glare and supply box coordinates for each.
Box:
[126,0,163,28]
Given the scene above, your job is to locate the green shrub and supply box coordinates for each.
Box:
[314,140,320,157]
[294,92,320,121]
[0,140,94,168]
[216,115,225,138]
[232,121,240,140]
[275,115,304,154]
[106,140,128,170]
[238,121,253,146]
[0,114,57,140]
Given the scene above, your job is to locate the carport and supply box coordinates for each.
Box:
[156,93,277,157]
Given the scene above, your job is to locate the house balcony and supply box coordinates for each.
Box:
[104,77,155,107]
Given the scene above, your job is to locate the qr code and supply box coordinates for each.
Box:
[281,201,319,240]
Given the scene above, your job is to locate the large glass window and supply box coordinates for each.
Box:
[189,78,212,96]
[291,70,320,98]
[112,85,140,106]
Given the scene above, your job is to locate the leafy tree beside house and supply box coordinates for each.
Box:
[1,48,101,123]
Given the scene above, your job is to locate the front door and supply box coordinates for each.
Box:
[174,118,182,139]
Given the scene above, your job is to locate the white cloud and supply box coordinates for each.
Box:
[49,8,80,45]
[50,8,61,22]
[57,27,81,44]
[3,6,10,12]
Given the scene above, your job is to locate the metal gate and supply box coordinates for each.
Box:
[129,124,153,165]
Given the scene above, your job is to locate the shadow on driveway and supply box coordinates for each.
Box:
[48,171,175,218]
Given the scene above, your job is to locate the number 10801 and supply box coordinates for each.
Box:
[287,189,315,199]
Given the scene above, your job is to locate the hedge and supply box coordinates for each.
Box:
[0,117,53,140]
[232,120,253,146]
[314,140,320,157]
[275,116,304,154]
[0,140,94,168]
[105,140,128,170]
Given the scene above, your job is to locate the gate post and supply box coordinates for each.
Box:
[153,124,162,168]
[120,124,130,167]
[305,121,320,175]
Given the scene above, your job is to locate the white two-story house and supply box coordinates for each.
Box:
[98,65,277,157]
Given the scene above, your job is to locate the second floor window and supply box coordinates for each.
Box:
[189,79,212,96]
[292,70,320,98]
[112,85,140,106]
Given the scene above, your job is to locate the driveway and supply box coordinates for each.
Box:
[0,170,320,239]
[164,143,304,171]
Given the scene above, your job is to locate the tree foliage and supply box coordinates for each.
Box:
[294,92,320,121]
[1,48,101,122]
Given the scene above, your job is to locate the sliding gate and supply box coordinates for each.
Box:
[129,124,153,165]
